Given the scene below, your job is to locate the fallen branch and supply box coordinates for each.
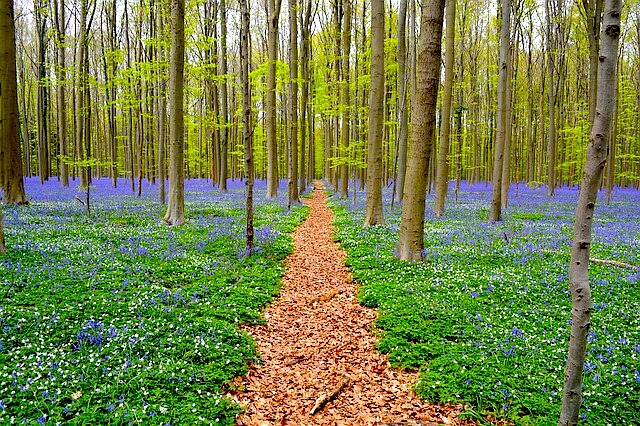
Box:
[543,250,638,270]
[309,375,350,415]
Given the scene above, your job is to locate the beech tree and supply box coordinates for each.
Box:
[433,0,456,217]
[163,0,185,226]
[0,0,27,205]
[396,0,446,260]
[364,0,385,226]
[559,0,621,423]
[266,0,283,198]
[490,0,511,222]
[240,0,254,250]
[394,0,409,204]
[287,0,300,206]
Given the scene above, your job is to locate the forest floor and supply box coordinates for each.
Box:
[234,182,469,425]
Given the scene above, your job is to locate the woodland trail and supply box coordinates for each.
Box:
[234,182,468,426]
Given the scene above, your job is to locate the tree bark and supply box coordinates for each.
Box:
[35,0,49,184]
[163,0,185,226]
[339,0,352,198]
[53,0,69,187]
[394,0,409,204]
[433,0,456,217]
[0,0,28,204]
[489,0,511,222]
[287,0,300,206]
[266,0,283,198]
[364,0,385,226]
[240,0,254,250]
[219,0,229,191]
[559,1,621,423]
[396,0,445,260]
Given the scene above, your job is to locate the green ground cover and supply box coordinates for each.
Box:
[329,184,640,425]
[0,178,308,425]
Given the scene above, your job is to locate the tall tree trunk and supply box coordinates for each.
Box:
[394,0,409,204]
[53,0,69,187]
[156,1,166,203]
[240,0,254,250]
[489,0,510,222]
[299,0,312,192]
[433,0,456,217]
[266,0,283,198]
[558,0,621,423]
[364,0,385,226]
[287,0,299,206]
[580,0,604,124]
[396,0,445,260]
[339,0,352,198]
[219,0,229,191]
[35,0,49,184]
[163,0,185,226]
[0,0,28,204]
[501,41,514,208]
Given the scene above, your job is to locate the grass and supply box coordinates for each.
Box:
[328,182,640,425]
[0,178,308,425]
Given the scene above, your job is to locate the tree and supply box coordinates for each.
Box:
[339,0,352,199]
[433,0,456,217]
[396,0,445,260]
[35,0,50,184]
[558,0,621,423]
[364,0,385,226]
[266,0,283,198]
[163,0,185,226]
[0,0,27,205]
[218,0,229,191]
[240,0,254,250]
[489,0,511,222]
[393,0,409,205]
[52,0,69,187]
[287,0,300,206]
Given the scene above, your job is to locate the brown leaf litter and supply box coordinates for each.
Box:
[233,182,475,426]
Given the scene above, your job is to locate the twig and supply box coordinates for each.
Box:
[543,250,638,270]
[309,375,350,415]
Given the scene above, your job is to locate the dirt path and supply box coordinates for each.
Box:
[234,183,466,425]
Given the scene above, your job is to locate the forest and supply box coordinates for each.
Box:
[0,0,638,424]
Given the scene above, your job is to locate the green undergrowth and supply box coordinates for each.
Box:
[0,181,308,425]
[328,188,640,425]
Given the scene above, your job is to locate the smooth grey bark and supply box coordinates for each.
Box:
[559,1,621,423]
[299,0,313,192]
[433,0,456,217]
[0,0,27,205]
[219,0,229,191]
[580,0,604,124]
[163,0,185,226]
[266,0,283,198]
[364,0,385,226]
[287,0,299,206]
[52,0,69,187]
[489,0,511,222]
[394,0,409,205]
[396,0,445,260]
[157,3,166,204]
[240,0,254,250]
[35,0,49,183]
[339,0,352,198]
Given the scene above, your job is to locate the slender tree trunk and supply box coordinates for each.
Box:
[396,0,445,260]
[163,0,185,226]
[53,0,69,187]
[489,0,510,222]
[581,0,604,124]
[157,3,166,203]
[266,0,283,198]
[240,0,254,250]
[501,43,514,208]
[364,0,385,226]
[433,0,456,217]
[394,0,409,204]
[287,0,299,206]
[1,0,27,204]
[35,1,49,184]
[559,1,621,423]
[339,0,352,198]
[219,0,229,191]
[299,0,312,192]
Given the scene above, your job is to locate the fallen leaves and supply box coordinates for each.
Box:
[235,183,473,425]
